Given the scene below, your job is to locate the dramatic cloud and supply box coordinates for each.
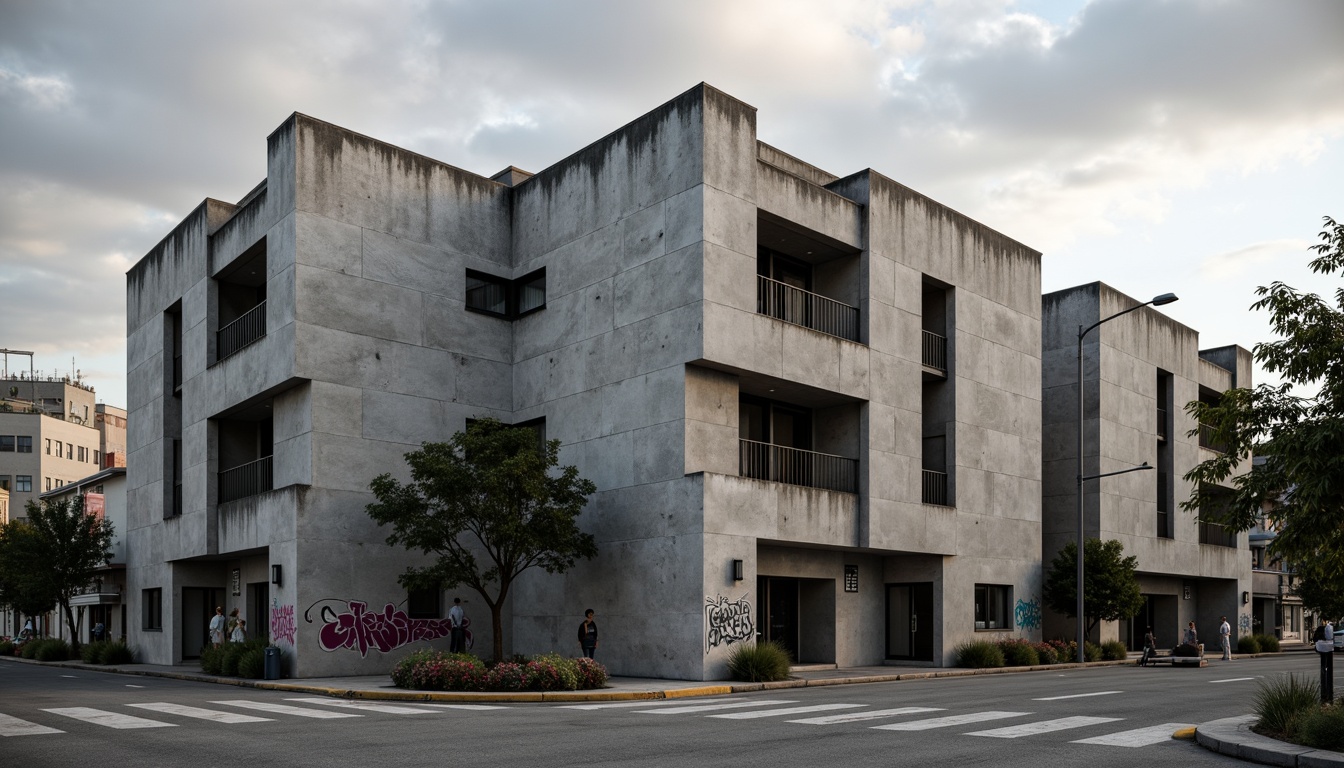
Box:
[1,0,1341,404]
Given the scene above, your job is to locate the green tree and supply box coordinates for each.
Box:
[1183,216,1344,602]
[366,419,598,662]
[0,520,59,627]
[1044,539,1145,638]
[1289,561,1344,621]
[8,495,115,647]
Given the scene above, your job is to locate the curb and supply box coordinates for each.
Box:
[1195,715,1344,767]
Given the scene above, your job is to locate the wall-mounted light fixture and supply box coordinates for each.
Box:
[271,564,282,587]
[1242,591,1250,605]
[732,560,744,582]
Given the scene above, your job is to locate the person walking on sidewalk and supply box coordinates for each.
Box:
[208,606,227,648]
[1140,627,1158,666]
[1219,616,1232,660]
[577,609,598,659]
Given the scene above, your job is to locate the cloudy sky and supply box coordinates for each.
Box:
[1,0,1341,408]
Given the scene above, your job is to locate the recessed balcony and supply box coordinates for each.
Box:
[739,439,857,493]
[756,275,859,342]
[219,456,273,504]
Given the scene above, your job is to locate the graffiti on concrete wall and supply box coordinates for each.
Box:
[270,604,297,646]
[1014,598,1042,630]
[304,599,471,657]
[705,594,755,654]
[1239,613,1252,635]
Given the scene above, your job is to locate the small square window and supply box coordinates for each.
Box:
[974,584,1012,631]
[0,476,10,491]
[466,271,510,316]
[0,436,13,452]
[16,436,31,453]
[15,476,32,493]
[406,587,441,619]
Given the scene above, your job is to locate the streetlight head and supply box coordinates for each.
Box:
[1151,293,1179,306]
[1139,461,1152,469]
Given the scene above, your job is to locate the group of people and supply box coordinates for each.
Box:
[207,606,249,648]
[1138,615,1236,665]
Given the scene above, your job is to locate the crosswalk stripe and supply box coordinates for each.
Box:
[1209,678,1255,684]
[127,703,273,723]
[43,707,176,730]
[285,698,446,715]
[1072,722,1195,747]
[872,711,1030,731]
[636,700,799,715]
[1033,691,1123,701]
[561,699,734,710]
[967,715,1121,738]
[211,700,361,719]
[788,707,946,725]
[0,713,64,737]
[708,703,864,720]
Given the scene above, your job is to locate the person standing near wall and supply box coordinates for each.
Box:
[1219,616,1232,661]
[1140,627,1158,666]
[577,609,598,659]
[208,606,226,648]
[448,598,465,654]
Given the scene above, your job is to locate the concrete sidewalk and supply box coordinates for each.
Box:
[3,654,1148,702]
[1196,715,1344,767]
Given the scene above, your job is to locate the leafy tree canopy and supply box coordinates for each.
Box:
[1044,538,1145,637]
[0,520,58,618]
[366,418,597,661]
[1183,216,1344,597]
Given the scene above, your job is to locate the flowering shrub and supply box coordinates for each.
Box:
[391,650,607,692]
[1032,642,1059,665]
[996,638,1040,667]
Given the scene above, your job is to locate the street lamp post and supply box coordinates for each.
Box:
[1075,292,1178,663]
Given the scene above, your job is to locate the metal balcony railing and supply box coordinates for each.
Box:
[756,276,859,342]
[739,439,857,493]
[1156,408,1167,440]
[218,456,273,504]
[1198,423,1227,453]
[922,469,949,506]
[216,301,267,363]
[1199,519,1237,548]
[922,331,947,373]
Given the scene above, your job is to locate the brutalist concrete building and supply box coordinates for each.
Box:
[1041,283,1252,650]
[125,84,1044,679]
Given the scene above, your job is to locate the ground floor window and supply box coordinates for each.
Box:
[975,584,1012,630]
[406,587,440,619]
[142,588,163,631]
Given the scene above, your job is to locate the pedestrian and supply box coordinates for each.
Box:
[227,607,240,636]
[1182,621,1198,647]
[231,618,247,644]
[21,618,33,641]
[1219,616,1232,661]
[448,597,466,654]
[92,621,105,643]
[577,609,598,659]
[1314,618,1335,703]
[208,606,227,648]
[1140,626,1157,666]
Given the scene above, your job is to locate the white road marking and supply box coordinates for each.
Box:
[127,703,273,723]
[636,700,799,715]
[0,713,64,737]
[967,716,1122,738]
[212,700,361,719]
[872,711,1031,731]
[1032,691,1123,701]
[789,707,946,725]
[561,699,733,710]
[709,703,864,720]
[43,707,176,730]
[1209,677,1255,684]
[285,698,446,715]
[60,675,77,679]
[409,703,511,711]
[1073,722,1195,747]
[125,685,146,689]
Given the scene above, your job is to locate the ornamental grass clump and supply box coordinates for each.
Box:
[1254,674,1320,738]
[726,641,793,682]
[0,640,14,656]
[997,638,1040,667]
[1237,635,1262,655]
[101,641,134,665]
[954,640,1004,669]
[1296,703,1344,751]
[237,648,266,679]
[1253,634,1280,653]
[1101,640,1128,661]
[32,639,71,662]
[1083,641,1103,662]
[80,640,108,664]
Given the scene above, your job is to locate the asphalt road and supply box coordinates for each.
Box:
[0,653,1332,768]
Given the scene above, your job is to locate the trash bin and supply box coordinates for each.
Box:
[263,646,281,680]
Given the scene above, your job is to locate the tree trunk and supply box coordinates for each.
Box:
[491,604,504,663]
[61,601,80,651]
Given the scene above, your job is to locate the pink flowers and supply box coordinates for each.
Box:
[391,650,609,692]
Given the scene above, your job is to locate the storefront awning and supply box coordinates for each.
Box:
[69,593,122,607]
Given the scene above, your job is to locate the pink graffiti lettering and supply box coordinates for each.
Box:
[270,605,297,646]
[314,601,465,657]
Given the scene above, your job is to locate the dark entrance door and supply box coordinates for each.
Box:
[756,576,799,661]
[182,587,223,660]
[248,582,270,644]
[1124,595,1156,651]
[887,583,934,661]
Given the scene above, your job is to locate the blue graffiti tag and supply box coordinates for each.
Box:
[1238,614,1252,634]
[1014,598,1042,630]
